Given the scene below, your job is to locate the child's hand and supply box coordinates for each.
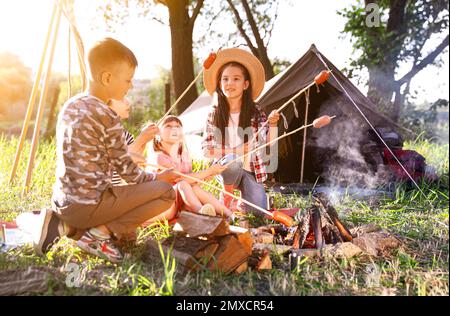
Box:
[155,168,180,183]
[268,110,280,126]
[138,123,159,143]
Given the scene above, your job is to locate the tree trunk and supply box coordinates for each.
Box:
[240,0,275,80]
[367,65,396,115]
[167,0,198,114]
[365,0,407,120]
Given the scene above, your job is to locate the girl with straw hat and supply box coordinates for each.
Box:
[201,48,280,215]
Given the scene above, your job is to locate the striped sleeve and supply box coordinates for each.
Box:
[112,130,136,186]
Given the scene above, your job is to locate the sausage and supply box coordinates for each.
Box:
[314,70,330,85]
[272,210,295,227]
[313,115,332,128]
[203,52,217,69]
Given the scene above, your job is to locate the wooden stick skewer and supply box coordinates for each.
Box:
[248,81,317,147]
[142,162,294,227]
[245,70,331,155]
[223,115,336,168]
[157,70,203,125]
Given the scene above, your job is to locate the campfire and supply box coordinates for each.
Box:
[144,195,401,275]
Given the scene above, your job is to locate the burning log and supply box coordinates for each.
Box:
[314,195,353,242]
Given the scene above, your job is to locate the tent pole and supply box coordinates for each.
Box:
[67,25,72,98]
[9,2,58,184]
[300,89,310,183]
[22,4,62,194]
[60,0,88,90]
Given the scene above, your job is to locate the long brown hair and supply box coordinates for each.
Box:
[213,62,260,144]
[153,115,184,157]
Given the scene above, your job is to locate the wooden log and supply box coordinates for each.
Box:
[251,231,274,244]
[233,261,248,274]
[292,224,301,249]
[207,235,249,274]
[229,225,252,255]
[173,211,230,238]
[248,249,272,271]
[252,243,292,255]
[257,251,272,270]
[145,236,218,273]
[195,243,220,265]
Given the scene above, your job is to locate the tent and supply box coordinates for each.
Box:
[180,44,401,186]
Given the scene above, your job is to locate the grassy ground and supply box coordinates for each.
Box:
[0,134,448,296]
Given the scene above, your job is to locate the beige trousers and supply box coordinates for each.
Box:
[52,181,175,237]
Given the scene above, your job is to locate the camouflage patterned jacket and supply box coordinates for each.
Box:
[52,94,155,207]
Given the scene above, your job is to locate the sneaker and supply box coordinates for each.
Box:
[199,204,216,217]
[77,230,123,263]
[33,208,65,256]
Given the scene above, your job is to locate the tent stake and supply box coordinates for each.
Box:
[22,5,62,194]
[9,2,58,184]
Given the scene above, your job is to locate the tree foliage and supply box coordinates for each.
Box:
[98,0,205,114]
[0,52,32,121]
[197,0,290,79]
[338,0,449,121]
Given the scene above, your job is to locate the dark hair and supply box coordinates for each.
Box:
[213,62,259,144]
[153,116,184,156]
[88,37,138,80]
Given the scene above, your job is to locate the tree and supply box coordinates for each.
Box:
[0,52,32,121]
[339,0,449,121]
[199,0,288,80]
[100,0,205,114]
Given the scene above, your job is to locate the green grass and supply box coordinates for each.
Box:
[0,135,448,296]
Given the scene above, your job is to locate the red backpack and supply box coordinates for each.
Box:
[381,149,426,182]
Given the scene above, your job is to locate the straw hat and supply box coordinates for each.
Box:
[203,48,265,100]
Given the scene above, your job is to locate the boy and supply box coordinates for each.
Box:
[33,38,179,262]
[107,98,157,185]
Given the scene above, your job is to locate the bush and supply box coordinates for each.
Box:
[400,99,449,143]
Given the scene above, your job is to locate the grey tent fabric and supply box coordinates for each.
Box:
[258,44,397,130]
[256,44,400,184]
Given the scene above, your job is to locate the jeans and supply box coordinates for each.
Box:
[216,154,267,215]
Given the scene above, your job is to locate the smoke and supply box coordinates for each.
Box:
[312,98,386,189]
